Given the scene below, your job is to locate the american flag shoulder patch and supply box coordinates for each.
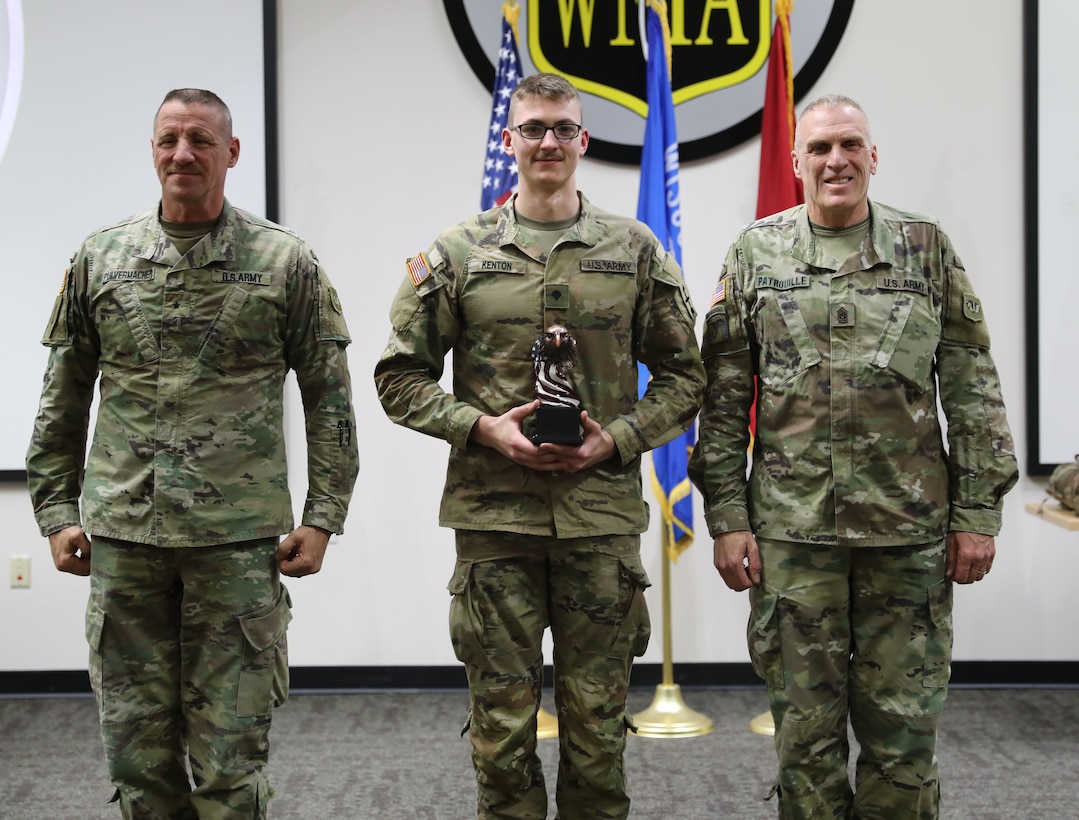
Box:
[406,252,431,287]
[710,279,726,307]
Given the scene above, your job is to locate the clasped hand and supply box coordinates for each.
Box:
[471,399,615,473]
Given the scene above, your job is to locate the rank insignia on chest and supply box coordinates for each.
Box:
[406,252,431,287]
[831,303,856,328]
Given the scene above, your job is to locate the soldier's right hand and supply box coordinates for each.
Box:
[48,526,92,576]
[471,400,562,470]
[714,531,760,591]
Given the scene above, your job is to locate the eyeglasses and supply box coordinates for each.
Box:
[510,122,583,141]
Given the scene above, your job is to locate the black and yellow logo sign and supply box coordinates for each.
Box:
[445,0,854,164]
[529,0,769,115]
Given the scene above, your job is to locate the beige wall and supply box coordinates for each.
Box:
[2,0,1074,672]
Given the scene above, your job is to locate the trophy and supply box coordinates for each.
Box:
[530,324,584,445]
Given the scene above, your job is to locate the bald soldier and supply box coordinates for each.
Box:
[689,94,1018,818]
[26,88,358,817]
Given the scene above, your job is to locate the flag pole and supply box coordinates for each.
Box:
[537,703,559,739]
[630,0,712,739]
[632,521,713,737]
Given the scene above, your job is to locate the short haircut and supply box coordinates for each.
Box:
[508,73,582,126]
[155,88,233,135]
[795,93,871,147]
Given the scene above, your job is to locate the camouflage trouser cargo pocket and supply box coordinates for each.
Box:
[923,579,953,689]
[609,555,651,660]
[237,585,293,718]
[748,583,784,690]
[446,560,488,669]
[84,596,106,701]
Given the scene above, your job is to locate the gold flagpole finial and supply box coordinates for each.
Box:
[503,1,521,45]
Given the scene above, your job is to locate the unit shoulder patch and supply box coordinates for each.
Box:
[962,292,984,322]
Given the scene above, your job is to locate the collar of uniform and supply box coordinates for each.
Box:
[135,198,239,270]
[863,199,897,267]
[789,199,893,271]
[495,190,599,252]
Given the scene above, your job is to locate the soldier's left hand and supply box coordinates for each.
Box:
[277,525,331,577]
[946,531,994,584]
[537,410,616,473]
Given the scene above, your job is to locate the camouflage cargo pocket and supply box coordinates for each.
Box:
[748,584,784,690]
[97,283,160,370]
[447,560,485,667]
[923,579,953,689]
[609,555,652,659]
[759,291,823,390]
[873,292,937,392]
[236,586,292,717]
[84,596,105,701]
[197,287,280,380]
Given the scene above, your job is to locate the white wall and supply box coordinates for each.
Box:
[2,0,1075,673]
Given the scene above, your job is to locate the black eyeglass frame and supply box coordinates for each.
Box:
[509,122,583,141]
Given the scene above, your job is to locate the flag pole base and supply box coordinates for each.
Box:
[536,706,559,739]
[632,683,714,738]
[749,710,775,736]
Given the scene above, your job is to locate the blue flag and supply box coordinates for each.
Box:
[480,3,521,210]
[637,0,694,561]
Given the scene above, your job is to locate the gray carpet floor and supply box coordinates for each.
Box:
[1,687,1076,819]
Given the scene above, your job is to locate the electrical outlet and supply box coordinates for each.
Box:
[10,556,30,588]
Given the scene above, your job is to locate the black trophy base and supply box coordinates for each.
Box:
[532,405,583,446]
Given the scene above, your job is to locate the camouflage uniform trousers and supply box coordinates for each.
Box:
[86,537,292,819]
[448,530,652,820]
[748,538,952,820]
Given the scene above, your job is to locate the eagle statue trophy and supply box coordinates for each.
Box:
[529,324,584,445]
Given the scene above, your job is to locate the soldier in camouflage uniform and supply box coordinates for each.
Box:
[688,95,1018,819]
[374,73,704,819]
[25,89,358,819]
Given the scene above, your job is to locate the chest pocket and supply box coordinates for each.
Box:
[870,292,938,392]
[96,283,159,370]
[197,286,283,378]
[756,290,822,389]
[570,264,638,335]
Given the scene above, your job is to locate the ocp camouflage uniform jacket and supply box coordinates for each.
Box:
[26,200,358,547]
[688,200,1018,546]
[374,193,705,538]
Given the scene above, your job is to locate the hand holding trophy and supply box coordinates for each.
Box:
[529,324,584,445]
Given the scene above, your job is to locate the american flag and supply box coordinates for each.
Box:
[480,3,521,210]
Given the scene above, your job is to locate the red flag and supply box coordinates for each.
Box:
[756,0,803,220]
[752,1,804,443]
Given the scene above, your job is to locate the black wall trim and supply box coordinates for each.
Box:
[3,661,1077,697]
[262,0,280,223]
